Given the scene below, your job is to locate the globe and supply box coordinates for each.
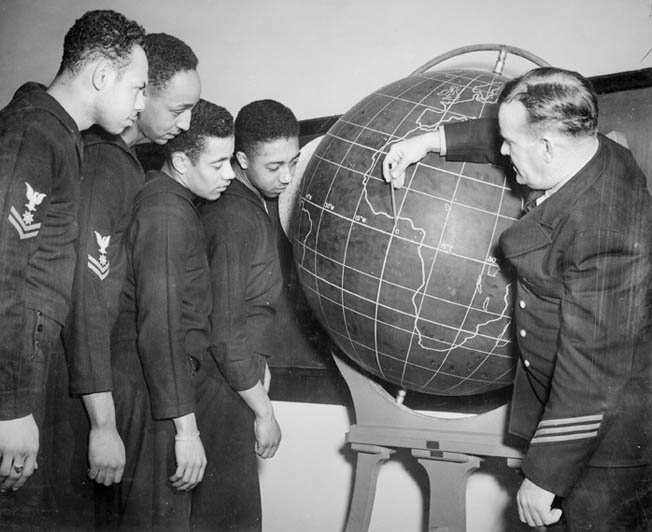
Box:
[291,69,526,396]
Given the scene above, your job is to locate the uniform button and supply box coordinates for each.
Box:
[519,329,527,338]
[523,359,531,368]
[519,300,526,309]
[37,324,44,332]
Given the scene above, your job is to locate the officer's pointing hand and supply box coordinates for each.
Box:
[382,131,441,189]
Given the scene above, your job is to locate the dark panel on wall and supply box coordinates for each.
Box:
[597,86,652,188]
[269,67,652,406]
[132,67,652,406]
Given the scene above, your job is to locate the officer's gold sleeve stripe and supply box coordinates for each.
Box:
[534,422,601,436]
[531,431,599,444]
[537,414,603,427]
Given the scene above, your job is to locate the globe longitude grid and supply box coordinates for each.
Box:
[300,157,515,254]
[378,71,514,392]
[297,185,515,332]
[295,70,521,395]
[409,72,512,393]
[304,73,444,375]
[336,73,453,382]
[295,250,514,375]
[295,209,515,352]
[316,132,516,200]
[384,73,503,389]
[300,72,516,392]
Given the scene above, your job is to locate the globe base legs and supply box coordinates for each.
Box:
[412,450,480,532]
[343,444,395,532]
[333,353,522,532]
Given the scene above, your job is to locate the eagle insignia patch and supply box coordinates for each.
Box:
[88,231,111,280]
[8,182,47,239]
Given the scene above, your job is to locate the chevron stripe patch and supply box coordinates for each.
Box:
[88,254,110,280]
[530,413,603,445]
[8,206,41,239]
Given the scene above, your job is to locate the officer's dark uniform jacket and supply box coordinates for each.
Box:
[446,120,652,497]
[200,176,283,392]
[63,127,144,395]
[0,82,82,419]
[113,170,211,419]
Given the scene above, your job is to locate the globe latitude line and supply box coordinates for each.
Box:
[294,70,520,395]
[324,73,450,382]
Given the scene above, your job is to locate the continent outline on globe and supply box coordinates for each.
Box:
[292,69,524,397]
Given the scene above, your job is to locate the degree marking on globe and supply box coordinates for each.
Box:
[318,135,514,194]
[294,70,520,394]
[360,73,512,390]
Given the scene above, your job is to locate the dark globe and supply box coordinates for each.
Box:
[292,69,524,396]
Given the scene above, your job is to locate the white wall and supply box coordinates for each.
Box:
[1,0,652,119]
[2,2,651,531]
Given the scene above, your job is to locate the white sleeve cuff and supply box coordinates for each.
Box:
[438,126,447,157]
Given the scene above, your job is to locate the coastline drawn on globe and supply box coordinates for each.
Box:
[293,70,523,396]
[360,79,511,393]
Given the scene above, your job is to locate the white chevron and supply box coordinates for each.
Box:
[88,254,110,280]
[8,207,40,239]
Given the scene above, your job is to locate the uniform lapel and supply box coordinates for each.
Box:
[500,135,608,260]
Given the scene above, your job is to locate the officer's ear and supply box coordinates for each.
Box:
[541,135,554,163]
[235,150,249,170]
[170,151,190,175]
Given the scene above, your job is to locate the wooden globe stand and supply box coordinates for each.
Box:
[334,354,523,532]
[327,45,549,532]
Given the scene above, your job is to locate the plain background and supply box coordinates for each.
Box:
[2,1,652,531]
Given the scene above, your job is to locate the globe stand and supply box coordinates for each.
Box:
[334,354,523,532]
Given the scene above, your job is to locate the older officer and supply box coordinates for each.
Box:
[384,68,652,532]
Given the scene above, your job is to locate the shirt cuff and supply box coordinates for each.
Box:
[0,387,32,420]
[438,126,447,157]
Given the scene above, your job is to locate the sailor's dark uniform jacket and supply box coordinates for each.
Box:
[63,127,144,396]
[0,83,82,419]
[113,171,212,420]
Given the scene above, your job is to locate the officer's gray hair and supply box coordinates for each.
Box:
[498,67,598,138]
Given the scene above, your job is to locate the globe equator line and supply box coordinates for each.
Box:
[300,275,514,351]
[297,256,510,321]
[298,262,513,351]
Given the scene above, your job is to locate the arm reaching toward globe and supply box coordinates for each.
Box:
[382,130,442,188]
[382,118,504,188]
